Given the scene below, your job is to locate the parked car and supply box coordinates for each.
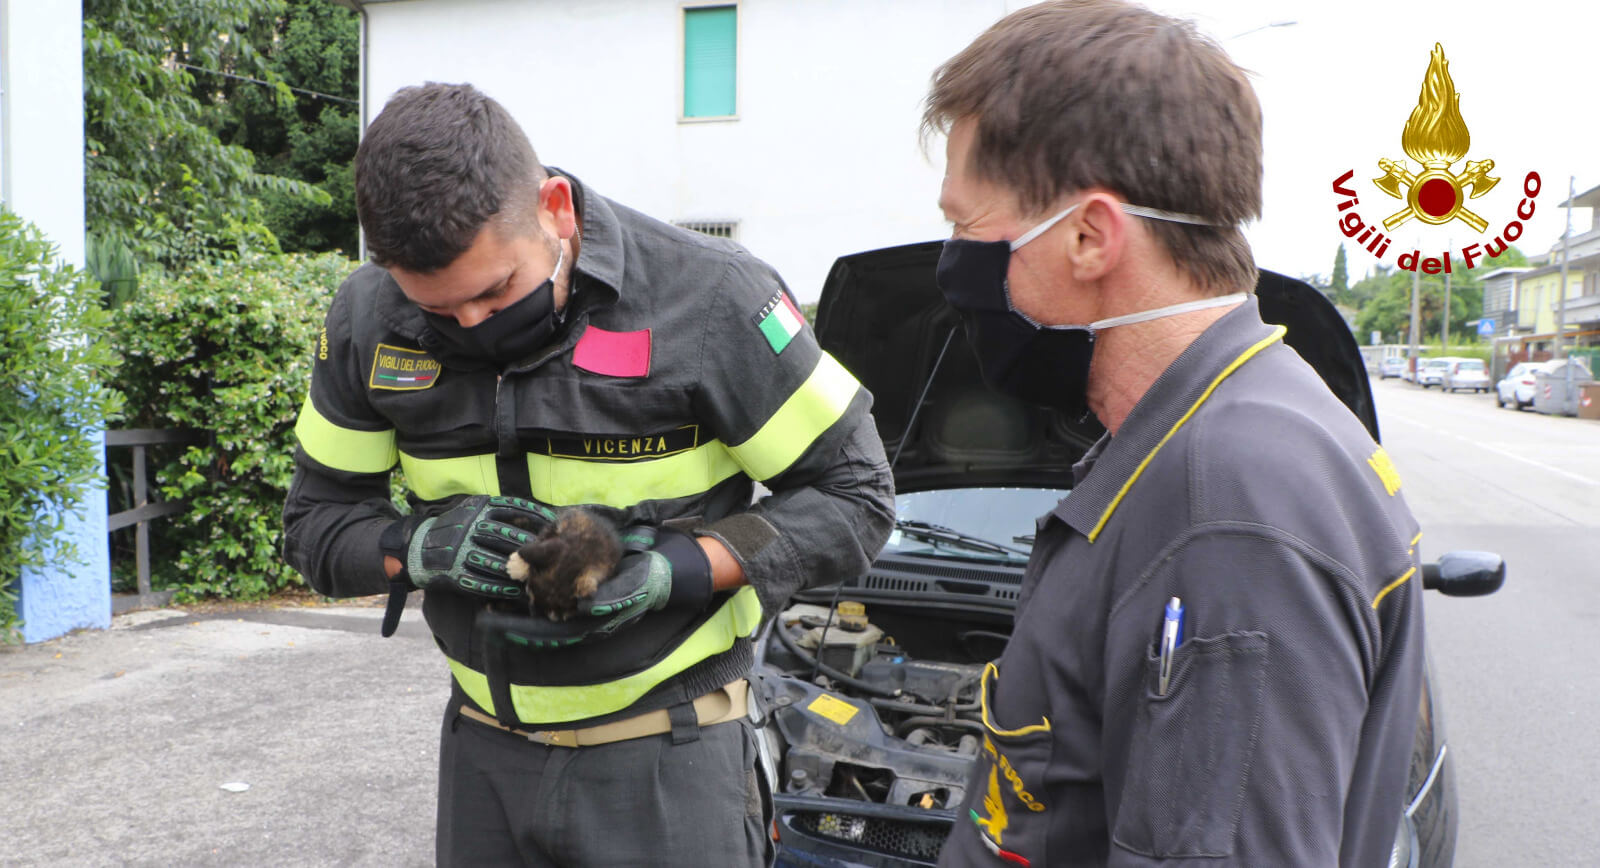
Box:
[1496,359,1594,410]
[1443,358,1490,393]
[1380,356,1407,379]
[1417,357,1455,388]
[757,244,1503,868]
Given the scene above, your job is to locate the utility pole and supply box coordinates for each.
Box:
[1443,237,1452,351]
[1557,176,1573,360]
[1409,263,1421,376]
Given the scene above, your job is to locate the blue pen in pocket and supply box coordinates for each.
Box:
[1157,596,1185,696]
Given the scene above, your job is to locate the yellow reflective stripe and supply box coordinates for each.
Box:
[528,440,743,508]
[1088,326,1287,543]
[979,662,1051,737]
[449,586,763,724]
[1373,566,1417,609]
[294,396,398,474]
[399,452,500,500]
[728,352,860,481]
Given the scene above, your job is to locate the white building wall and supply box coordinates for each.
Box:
[362,0,1016,302]
[1,0,86,266]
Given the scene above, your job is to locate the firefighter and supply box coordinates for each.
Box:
[282,83,894,866]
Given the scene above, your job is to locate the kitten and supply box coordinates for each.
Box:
[505,507,622,620]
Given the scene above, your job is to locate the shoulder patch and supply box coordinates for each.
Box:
[369,343,441,391]
[752,290,804,355]
[1367,447,1402,496]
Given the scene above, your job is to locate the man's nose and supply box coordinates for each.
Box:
[453,303,497,329]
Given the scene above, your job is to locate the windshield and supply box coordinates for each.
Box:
[887,487,1069,562]
[1458,360,1484,371]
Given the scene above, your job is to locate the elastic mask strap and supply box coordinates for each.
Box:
[1119,204,1221,226]
[549,243,566,285]
[1011,204,1080,251]
[1011,202,1220,252]
[1090,292,1248,331]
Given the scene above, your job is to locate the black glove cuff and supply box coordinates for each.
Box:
[653,527,714,611]
[379,516,422,582]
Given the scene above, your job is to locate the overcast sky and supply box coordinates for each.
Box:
[1122,0,1593,282]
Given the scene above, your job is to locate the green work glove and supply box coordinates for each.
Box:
[579,525,714,637]
[491,525,714,647]
[378,495,557,636]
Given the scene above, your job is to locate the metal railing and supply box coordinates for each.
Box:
[105,428,208,611]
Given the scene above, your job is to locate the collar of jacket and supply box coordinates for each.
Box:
[1051,294,1282,539]
[371,168,627,368]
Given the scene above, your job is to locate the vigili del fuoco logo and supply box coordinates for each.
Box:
[1331,43,1540,274]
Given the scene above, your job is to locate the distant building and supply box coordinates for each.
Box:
[334,0,1016,301]
[1487,182,1600,370]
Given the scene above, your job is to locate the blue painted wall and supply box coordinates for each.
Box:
[20,430,112,643]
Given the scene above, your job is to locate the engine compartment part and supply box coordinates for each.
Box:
[757,601,1007,815]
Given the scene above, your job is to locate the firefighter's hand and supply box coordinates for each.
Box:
[390,495,558,600]
[573,526,714,637]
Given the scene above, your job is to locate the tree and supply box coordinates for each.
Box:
[83,0,326,272]
[1351,245,1527,344]
[1330,245,1349,305]
[203,0,361,256]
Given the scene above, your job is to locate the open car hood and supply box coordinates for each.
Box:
[813,242,1379,493]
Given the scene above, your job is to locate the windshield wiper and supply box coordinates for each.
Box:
[894,519,1031,558]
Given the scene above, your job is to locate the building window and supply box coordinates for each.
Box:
[683,5,736,119]
[674,219,738,240]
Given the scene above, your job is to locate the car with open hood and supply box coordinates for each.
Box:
[750,241,1504,868]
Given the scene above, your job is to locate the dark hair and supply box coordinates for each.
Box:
[923,0,1262,293]
[355,82,545,272]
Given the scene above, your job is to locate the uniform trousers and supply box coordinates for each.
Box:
[436,696,774,867]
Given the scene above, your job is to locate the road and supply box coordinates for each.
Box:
[1368,377,1600,867]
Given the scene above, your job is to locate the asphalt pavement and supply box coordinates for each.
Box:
[1369,376,1600,867]
[0,599,446,867]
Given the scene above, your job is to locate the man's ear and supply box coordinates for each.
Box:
[1065,192,1127,282]
[537,176,578,241]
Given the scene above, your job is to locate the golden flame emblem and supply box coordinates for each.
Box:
[1373,44,1499,232]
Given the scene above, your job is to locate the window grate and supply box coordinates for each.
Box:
[675,220,739,240]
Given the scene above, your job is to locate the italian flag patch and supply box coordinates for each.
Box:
[753,290,804,355]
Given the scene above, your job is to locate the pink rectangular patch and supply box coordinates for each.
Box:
[572,326,652,378]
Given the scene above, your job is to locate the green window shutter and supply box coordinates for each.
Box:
[684,6,737,118]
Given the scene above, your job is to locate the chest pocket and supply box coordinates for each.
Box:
[514,379,743,508]
[966,661,1055,867]
[1112,630,1269,859]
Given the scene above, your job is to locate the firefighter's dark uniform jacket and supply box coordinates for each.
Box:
[940,297,1425,868]
[283,173,894,728]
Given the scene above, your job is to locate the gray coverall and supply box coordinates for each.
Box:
[940,296,1425,867]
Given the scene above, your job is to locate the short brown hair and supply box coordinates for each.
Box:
[923,0,1262,293]
[355,83,545,272]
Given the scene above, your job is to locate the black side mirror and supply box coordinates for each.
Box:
[1422,551,1505,597]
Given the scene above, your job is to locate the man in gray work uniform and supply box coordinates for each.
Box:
[926,3,1425,866]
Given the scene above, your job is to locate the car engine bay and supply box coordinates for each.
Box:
[754,599,1013,817]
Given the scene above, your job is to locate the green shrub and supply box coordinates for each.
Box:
[112,252,354,600]
[0,210,124,642]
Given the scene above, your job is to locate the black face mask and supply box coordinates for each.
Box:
[935,236,1095,415]
[422,245,565,369]
[935,201,1238,416]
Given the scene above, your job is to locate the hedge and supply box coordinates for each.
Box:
[111,252,355,600]
[0,210,124,642]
